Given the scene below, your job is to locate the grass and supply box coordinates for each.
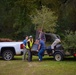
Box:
[0,55,76,75]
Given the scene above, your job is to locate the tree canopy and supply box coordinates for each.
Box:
[30,6,58,33]
[0,0,76,40]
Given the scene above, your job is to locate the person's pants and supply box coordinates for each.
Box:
[22,48,28,60]
[22,48,32,61]
[51,39,61,49]
[38,49,45,61]
[28,50,32,62]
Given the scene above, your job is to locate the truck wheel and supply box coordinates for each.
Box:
[54,52,63,61]
[2,50,14,61]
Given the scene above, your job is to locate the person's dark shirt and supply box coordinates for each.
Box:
[40,32,46,41]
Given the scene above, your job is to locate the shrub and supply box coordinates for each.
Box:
[62,31,76,51]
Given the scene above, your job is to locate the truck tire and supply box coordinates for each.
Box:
[2,50,14,61]
[54,52,63,61]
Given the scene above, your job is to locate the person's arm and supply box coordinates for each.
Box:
[42,32,46,41]
[23,40,27,48]
[23,40,27,45]
[37,44,41,52]
[28,41,31,49]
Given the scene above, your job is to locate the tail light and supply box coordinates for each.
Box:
[20,44,24,49]
[74,53,76,57]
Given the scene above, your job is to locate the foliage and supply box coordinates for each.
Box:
[57,0,76,36]
[62,31,76,50]
[30,6,58,33]
[0,0,76,40]
[0,0,37,40]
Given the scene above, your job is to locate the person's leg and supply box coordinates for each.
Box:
[38,51,42,61]
[25,49,28,60]
[22,48,27,60]
[38,49,44,61]
[22,48,25,60]
[30,51,32,61]
[51,39,61,49]
[28,50,32,62]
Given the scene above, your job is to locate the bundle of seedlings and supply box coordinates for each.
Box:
[0,38,13,42]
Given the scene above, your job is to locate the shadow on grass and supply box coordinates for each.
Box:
[0,56,76,61]
[0,57,3,60]
[33,56,76,62]
[63,57,76,61]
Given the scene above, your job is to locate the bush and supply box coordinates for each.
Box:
[62,31,76,51]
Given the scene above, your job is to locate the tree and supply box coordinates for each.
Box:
[57,0,76,36]
[0,0,38,40]
[30,6,58,33]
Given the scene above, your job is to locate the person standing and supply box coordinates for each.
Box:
[36,39,45,61]
[26,35,33,62]
[36,28,46,41]
[22,35,28,61]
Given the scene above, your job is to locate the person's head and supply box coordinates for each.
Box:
[39,28,42,33]
[29,35,33,40]
[29,35,32,38]
[37,28,43,33]
[35,38,40,44]
[25,35,28,40]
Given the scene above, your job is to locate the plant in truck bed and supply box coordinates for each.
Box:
[0,38,13,42]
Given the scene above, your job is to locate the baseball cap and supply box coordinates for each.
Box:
[29,35,32,38]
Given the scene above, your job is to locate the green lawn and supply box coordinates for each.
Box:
[0,56,76,75]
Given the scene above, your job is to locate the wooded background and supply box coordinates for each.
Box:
[0,0,76,40]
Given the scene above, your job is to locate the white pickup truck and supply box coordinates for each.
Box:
[0,42,24,60]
